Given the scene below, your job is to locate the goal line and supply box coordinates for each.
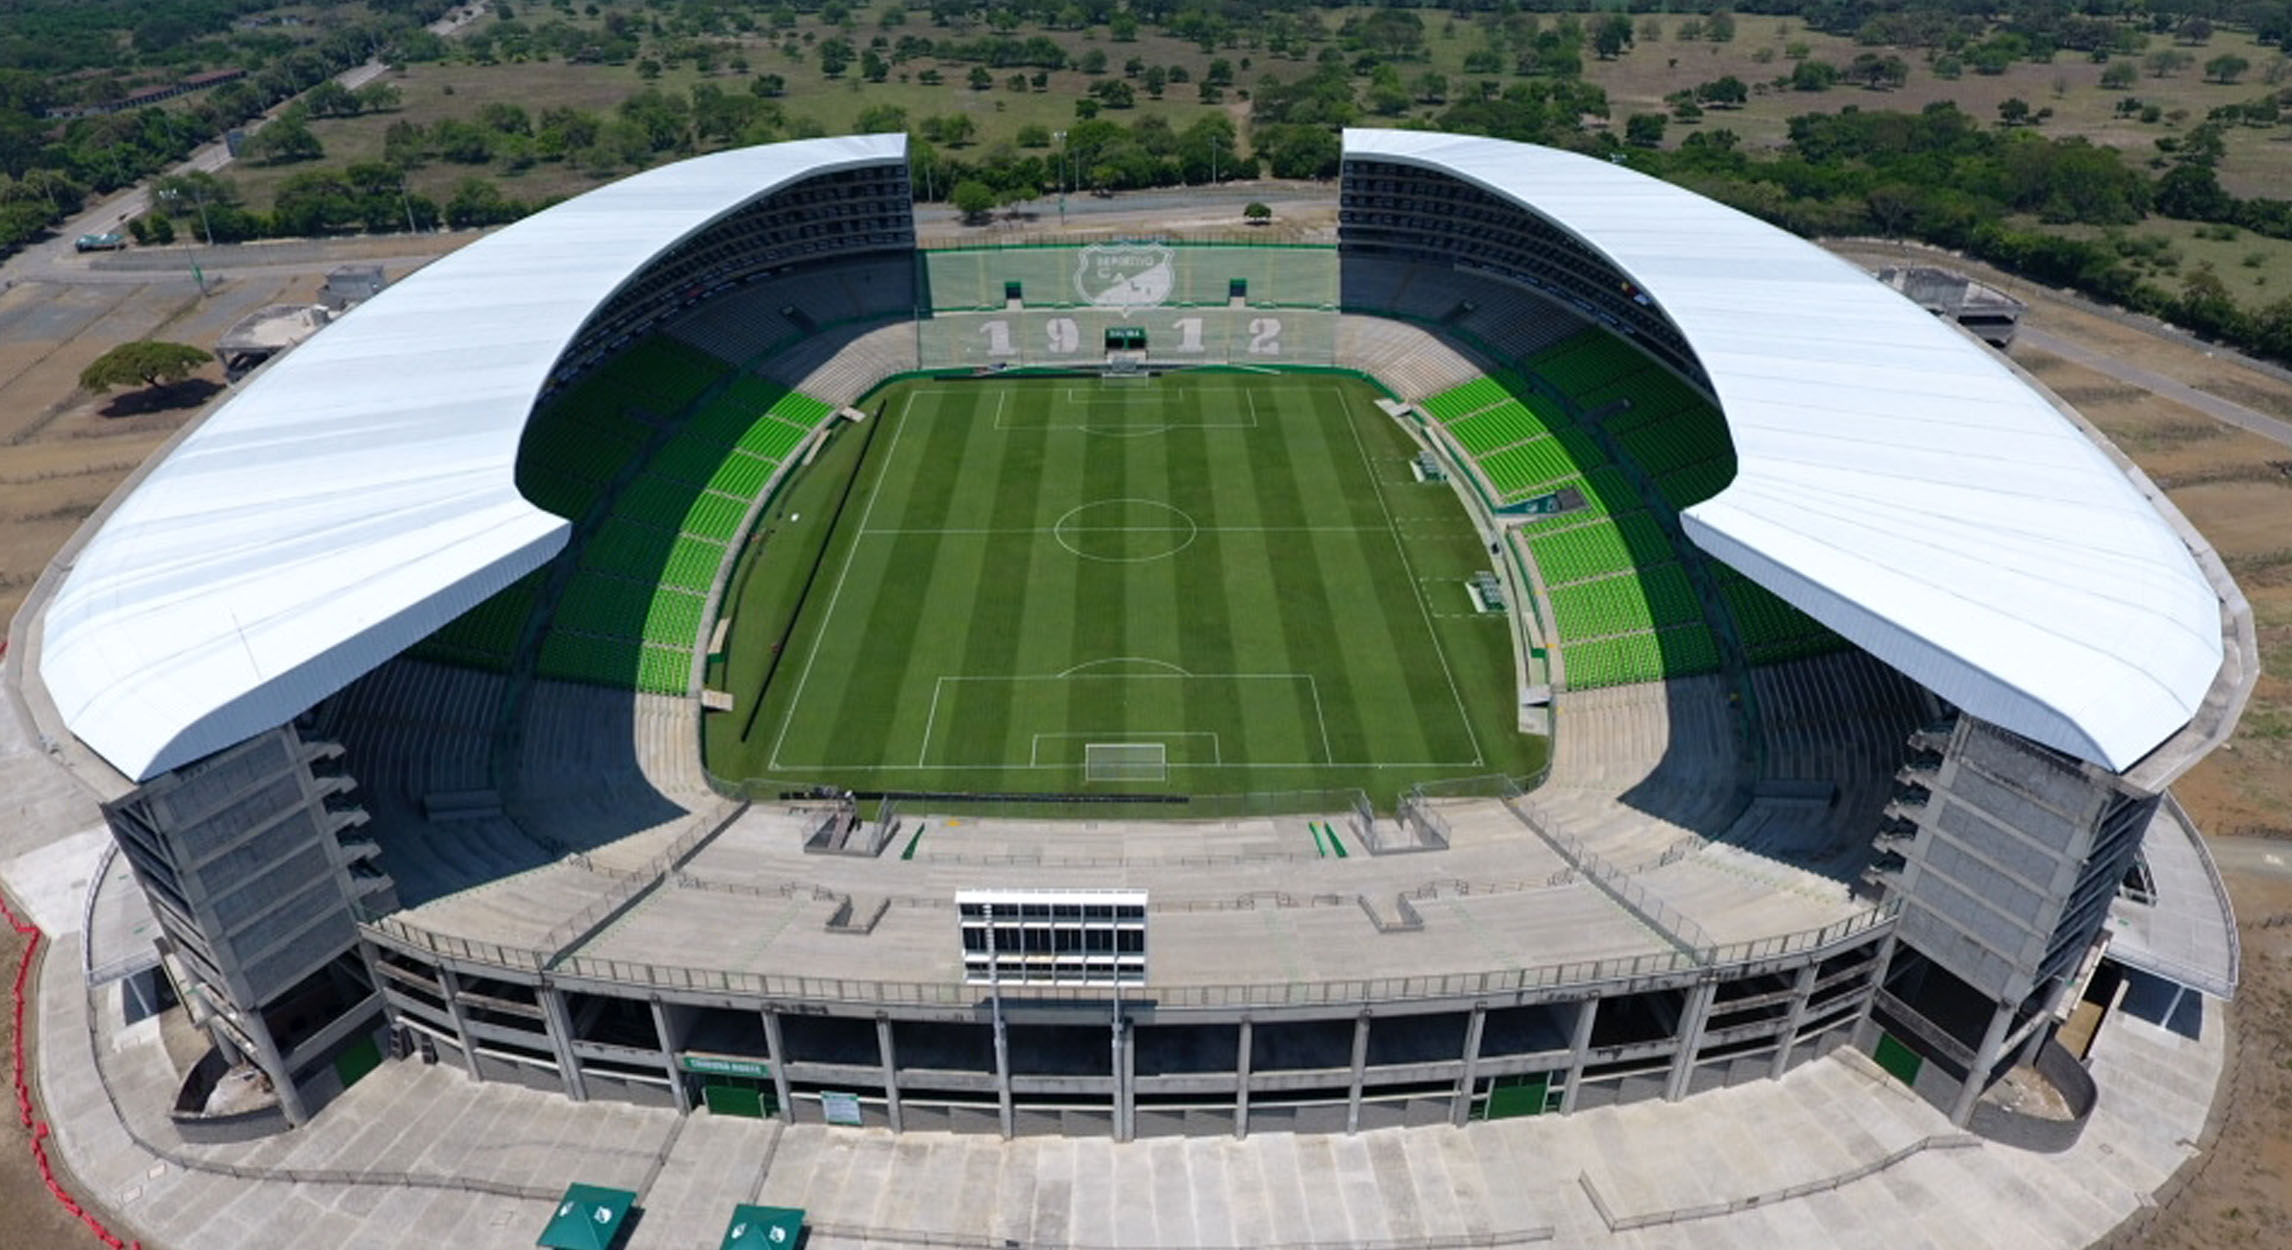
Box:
[1085,742,1167,782]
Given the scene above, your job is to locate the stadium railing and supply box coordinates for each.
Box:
[361,896,1894,1011]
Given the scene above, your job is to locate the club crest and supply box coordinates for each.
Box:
[1075,243,1175,308]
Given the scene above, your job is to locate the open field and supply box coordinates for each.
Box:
[2039,217,2292,315]
[707,372,1539,797]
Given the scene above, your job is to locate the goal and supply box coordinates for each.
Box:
[1085,742,1168,782]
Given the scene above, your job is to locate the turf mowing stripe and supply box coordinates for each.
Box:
[1320,391,1457,768]
[823,387,987,769]
[942,395,1035,771]
[1169,417,1240,777]
[1234,384,1340,766]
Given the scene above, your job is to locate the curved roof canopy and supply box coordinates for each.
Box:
[40,134,906,782]
[1346,128,2221,771]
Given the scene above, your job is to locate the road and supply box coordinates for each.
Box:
[2017,324,2292,452]
[0,6,483,289]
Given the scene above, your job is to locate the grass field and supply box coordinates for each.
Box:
[703,371,1542,798]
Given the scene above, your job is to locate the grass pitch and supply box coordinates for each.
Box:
[704,372,1543,798]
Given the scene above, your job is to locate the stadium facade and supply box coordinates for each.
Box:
[8,131,2249,1143]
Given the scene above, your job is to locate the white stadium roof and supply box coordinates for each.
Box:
[1345,129,2222,772]
[39,134,906,782]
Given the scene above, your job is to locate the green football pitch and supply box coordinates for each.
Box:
[704,371,1544,798]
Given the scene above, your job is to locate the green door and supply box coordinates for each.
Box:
[1477,1072,1550,1121]
[703,1076,777,1118]
[333,1034,382,1090]
[1874,1032,1923,1087]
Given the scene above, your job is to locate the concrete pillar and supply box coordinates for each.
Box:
[1233,1019,1253,1139]
[652,1000,691,1113]
[992,1009,1015,1140]
[1346,1012,1371,1134]
[759,1008,796,1123]
[1451,1004,1487,1127]
[1948,1001,2015,1127]
[1768,963,1820,1081]
[431,967,485,1082]
[1113,1017,1134,1142]
[538,987,588,1102]
[1664,981,1719,1102]
[241,1012,310,1126]
[1856,934,1899,1033]
[876,1017,902,1133]
[1559,997,1598,1114]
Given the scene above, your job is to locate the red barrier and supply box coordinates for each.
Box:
[4,886,142,1250]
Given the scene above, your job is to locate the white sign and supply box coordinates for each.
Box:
[820,1090,864,1126]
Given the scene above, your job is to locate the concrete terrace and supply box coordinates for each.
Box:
[32,908,2221,1250]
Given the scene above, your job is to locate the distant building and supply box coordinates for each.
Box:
[320,265,387,310]
[1876,265,2026,348]
[216,305,331,380]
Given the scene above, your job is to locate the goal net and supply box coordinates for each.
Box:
[1085,742,1168,782]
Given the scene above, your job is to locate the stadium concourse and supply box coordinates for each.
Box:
[0,130,2254,1250]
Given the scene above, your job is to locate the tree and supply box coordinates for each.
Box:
[2205,55,2251,84]
[1594,15,1634,60]
[246,114,324,164]
[1625,112,1667,147]
[2100,62,2138,90]
[1081,48,1108,75]
[1998,97,2033,127]
[1244,201,1271,225]
[969,65,993,89]
[2145,49,2192,78]
[1698,76,1748,107]
[79,341,212,394]
[952,179,996,223]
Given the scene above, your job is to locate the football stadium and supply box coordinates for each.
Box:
[6,129,2252,1159]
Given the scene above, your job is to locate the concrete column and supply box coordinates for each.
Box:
[1233,1019,1253,1139]
[652,1000,691,1114]
[430,967,485,1082]
[1768,963,1821,1081]
[1559,997,1598,1114]
[538,987,589,1102]
[241,1011,311,1126]
[1856,934,1899,1033]
[1345,1012,1371,1134]
[759,1008,796,1123]
[992,1010,1015,1140]
[1947,1001,2015,1127]
[1451,1004,1488,1127]
[1664,981,1719,1102]
[1114,1018,1134,1142]
[876,1017,902,1133]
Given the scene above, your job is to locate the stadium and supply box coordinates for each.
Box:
[7,128,2251,1154]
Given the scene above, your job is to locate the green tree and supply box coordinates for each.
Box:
[246,114,324,164]
[1697,76,1748,107]
[952,179,996,223]
[1998,97,2033,127]
[1594,15,1633,60]
[2204,55,2251,84]
[79,341,212,394]
[969,65,993,89]
[1244,201,1271,224]
[2100,62,2138,90]
[1625,112,1667,147]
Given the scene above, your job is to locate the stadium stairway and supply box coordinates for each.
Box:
[1334,314,1482,400]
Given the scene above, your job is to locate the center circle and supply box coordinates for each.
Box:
[1052,498,1198,563]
